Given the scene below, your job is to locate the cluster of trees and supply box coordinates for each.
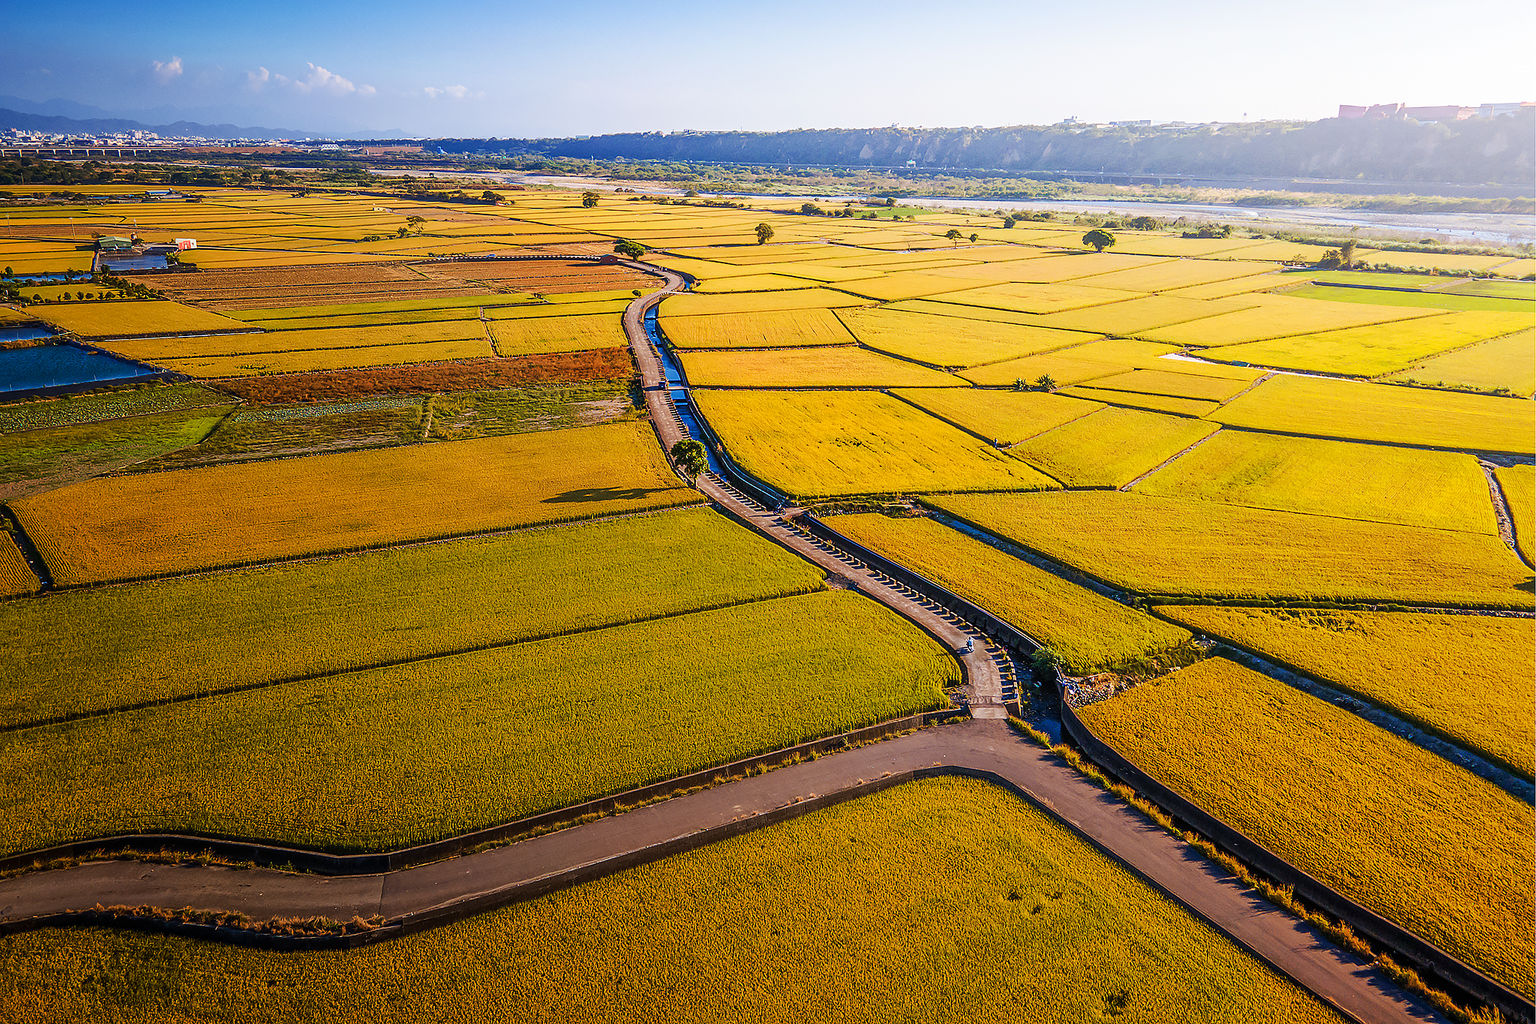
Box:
[485,111,1535,184]
[0,267,162,305]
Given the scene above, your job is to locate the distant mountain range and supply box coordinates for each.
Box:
[0,97,342,141]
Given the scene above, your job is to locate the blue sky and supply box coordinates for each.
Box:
[3,0,1532,136]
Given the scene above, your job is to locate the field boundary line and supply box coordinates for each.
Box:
[1118,426,1221,491]
[0,585,834,736]
[1479,461,1534,571]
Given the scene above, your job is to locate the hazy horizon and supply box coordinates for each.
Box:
[3,0,1533,137]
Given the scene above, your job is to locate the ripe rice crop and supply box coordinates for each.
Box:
[889,388,1101,445]
[1385,329,1535,397]
[893,281,1142,314]
[11,420,697,585]
[678,347,961,388]
[837,306,1090,367]
[210,351,632,403]
[1157,606,1534,778]
[932,250,1160,283]
[693,389,1058,499]
[154,337,495,377]
[1011,407,1218,488]
[1056,387,1220,418]
[0,535,36,597]
[1029,293,1264,336]
[1134,430,1496,534]
[838,271,1035,303]
[1078,657,1535,996]
[1076,367,1261,403]
[100,321,485,362]
[1286,282,1533,314]
[483,298,632,319]
[691,272,811,293]
[31,301,251,338]
[927,490,1532,607]
[660,289,867,316]
[0,778,1341,1024]
[960,339,1178,387]
[1068,259,1276,293]
[1496,464,1534,565]
[660,308,856,349]
[488,313,625,356]
[0,590,954,854]
[829,513,1189,672]
[1138,293,1435,347]
[1213,374,1533,454]
[1201,311,1533,376]
[0,506,823,727]
[0,406,235,501]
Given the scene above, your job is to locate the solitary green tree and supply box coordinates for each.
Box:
[945,228,964,244]
[406,215,427,235]
[969,232,979,243]
[613,238,647,260]
[1082,228,1116,252]
[481,190,501,204]
[670,439,709,480]
[1339,239,1358,269]
[1034,374,1057,391]
[581,191,600,208]
[755,222,775,245]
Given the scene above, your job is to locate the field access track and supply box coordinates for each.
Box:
[0,719,1445,1024]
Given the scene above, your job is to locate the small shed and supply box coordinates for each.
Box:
[97,237,132,251]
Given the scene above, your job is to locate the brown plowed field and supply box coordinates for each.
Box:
[209,350,633,403]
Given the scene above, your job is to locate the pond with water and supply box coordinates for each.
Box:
[0,345,158,396]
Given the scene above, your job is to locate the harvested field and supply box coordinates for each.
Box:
[154,337,495,377]
[1011,407,1219,488]
[130,264,480,310]
[828,513,1189,672]
[209,351,632,403]
[837,306,1091,367]
[0,590,952,853]
[421,259,656,294]
[889,388,1101,445]
[0,535,37,597]
[928,490,1532,607]
[1078,657,1535,997]
[1212,374,1534,454]
[11,420,697,585]
[0,506,822,727]
[678,347,961,388]
[694,389,1059,499]
[142,399,426,469]
[423,382,633,440]
[99,321,485,362]
[1134,430,1496,534]
[1157,606,1535,779]
[0,778,1343,1024]
[660,308,856,349]
[0,383,229,434]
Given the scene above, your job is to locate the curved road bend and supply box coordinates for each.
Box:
[619,265,1008,713]
[0,720,1442,1024]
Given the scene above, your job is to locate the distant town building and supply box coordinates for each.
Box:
[1339,100,1533,121]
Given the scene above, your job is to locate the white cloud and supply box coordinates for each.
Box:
[151,56,183,83]
[294,62,373,96]
[246,66,272,89]
[424,84,480,101]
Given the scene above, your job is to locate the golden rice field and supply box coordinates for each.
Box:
[1068,258,1276,293]
[693,389,1059,499]
[679,346,960,388]
[1011,407,1219,488]
[0,779,1342,1024]
[836,306,1090,367]
[31,300,251,337]
[1056,386,1220,418]
[661,308,857,348]
[931,281,1142,315]
[152,337,496,376]
[889,388,1101,445]
[11,420,698,585]
[1156,606,1534,779]
[487,312,625,355]
[828,513,1189,672]
[1497,464,1535,565]
[1386,328,1535,397]
[658,288,866,316]
[1134,430,1497,534]
[98,320,484,361]
[1029,293,1261,336]
[1078,367,1262,402]
[0,590,953,854]
[1138,293,1434,347]
[927,491,1532,607]
[1212,374,1535,455]
[1201,311,1533,377]
[1078,657,1535,997]
[0,507,824,728]
[960,338,1178,387]
[0,535,37,597]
